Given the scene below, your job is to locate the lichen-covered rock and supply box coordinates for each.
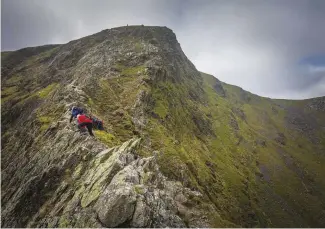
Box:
[131,196,151,227]
[95,183,137,227]
[2,129,213,228]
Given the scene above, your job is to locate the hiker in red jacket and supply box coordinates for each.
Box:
[77,114,94,136]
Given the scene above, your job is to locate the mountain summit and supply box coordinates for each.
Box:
[2,26,325,227]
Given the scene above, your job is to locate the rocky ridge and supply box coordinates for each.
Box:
[2,26,325,227]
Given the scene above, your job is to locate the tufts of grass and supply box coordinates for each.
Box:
[37,104,65,132]
[133,185,145,194]
[153,100,168,119]
[112,63,146,76]
[37,83,58,98]
[87,97,94,106]
[1,86,22,104]
[38,115,54,132]
[93,130,116,147]
[121,65,145,76]
[134,42,143,52]
[1,51,12,60]
[4,75,24,85]
[37,46,59,59]
[1,86,18,96]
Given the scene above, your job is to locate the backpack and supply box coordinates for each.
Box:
[72,107,84,118]
[91,116,104,130]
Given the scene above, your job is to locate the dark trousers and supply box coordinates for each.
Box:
[78,122,94,136]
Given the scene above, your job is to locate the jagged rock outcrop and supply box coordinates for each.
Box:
[308,97,325,111]
[2,121,213,227]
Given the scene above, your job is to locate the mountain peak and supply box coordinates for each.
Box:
[2,26,325,228]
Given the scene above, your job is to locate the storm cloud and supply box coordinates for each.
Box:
[2,0,325,99]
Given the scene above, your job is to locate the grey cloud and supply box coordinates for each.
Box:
[1,0,183,49]
[1,0,325,99]
[178,0,325,98]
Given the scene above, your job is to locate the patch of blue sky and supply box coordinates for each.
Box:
[299,54,325,66]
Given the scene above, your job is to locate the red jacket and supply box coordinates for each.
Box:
[77,114,93,124]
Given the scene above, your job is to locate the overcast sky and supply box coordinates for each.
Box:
[2,0,325,99]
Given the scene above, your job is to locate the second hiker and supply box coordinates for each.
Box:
[70,106,84,123]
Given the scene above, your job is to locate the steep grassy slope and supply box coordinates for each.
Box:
[141,68,325,227]
[1,26,325,227]
[203,73,325,226]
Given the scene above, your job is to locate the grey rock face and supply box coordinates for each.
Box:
[2,124,212,227]
[95,184,137,227]
[213,79,226,97]
[308,97,325,111]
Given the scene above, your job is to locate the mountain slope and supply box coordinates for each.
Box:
[1,25,325,227]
